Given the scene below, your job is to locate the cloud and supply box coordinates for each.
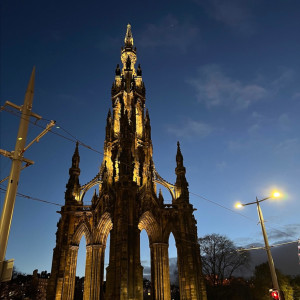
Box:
[188,65,267,110]
[251,111,263,119]
[216,161,227,171]
[278,113,290,131]
[248,111,264,134]
[193,0,255,34]
[292,92,300,100]
[267,223,300,242]
[228,140,244,151]
[248,123,260,134]
[271,69,295,90]
[234,225,300,277]
[166,119,213,138]
[275,138,299,155]
[137,15,200,52]
[143,265,151,280]
[169,257,178,284]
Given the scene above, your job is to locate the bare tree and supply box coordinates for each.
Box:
[198,234,249,285]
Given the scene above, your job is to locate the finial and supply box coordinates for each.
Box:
[107,109,112,120]
[115,64,121,76]
[65,141,81,203]
[92,189,98,203]
[124,23,134,47]
[126,56,131,69]
[176,141,183,166]
[159,188,164,198]
[72,141,80,168]
[137,64,142,76]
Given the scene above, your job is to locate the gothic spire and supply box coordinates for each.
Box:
[137,64,142,76]
[115,64,121,76]
[175,141,189,201]
[176,141,184,168]
[121,24,137,74]
[65,142,81,203]
[124,23,134,48]
[72,141,80,169]
[92,189,98,204]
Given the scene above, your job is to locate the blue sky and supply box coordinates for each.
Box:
[1,0,300,277]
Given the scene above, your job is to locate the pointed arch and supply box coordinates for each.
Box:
[95,212,113,245]
[72,221,92,245]
[138,211,160,243]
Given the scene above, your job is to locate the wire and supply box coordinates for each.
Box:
[0,187,62,207]
[190,191,299,241]
[2,106,299,241]
[2,106,102,154]
[189,191,255,222]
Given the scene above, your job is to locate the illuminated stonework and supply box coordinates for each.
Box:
[47,25,207,300]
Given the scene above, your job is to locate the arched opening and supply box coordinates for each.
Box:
[94,212,113,299]
[74,235,86,300]
[80,188,97,205]
[69,222,92,300]
[169,232,179,300]
[103,232,110,296]
[140,229,151,299]
[138,211,161,299]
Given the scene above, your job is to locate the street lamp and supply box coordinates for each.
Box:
[235,191,282,297]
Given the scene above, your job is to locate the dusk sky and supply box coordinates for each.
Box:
[1,0,300,278]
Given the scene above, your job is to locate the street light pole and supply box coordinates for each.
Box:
[256,197,280,291]
[235,193,282,299]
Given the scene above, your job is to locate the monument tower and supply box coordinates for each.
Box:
[47,25,207,300]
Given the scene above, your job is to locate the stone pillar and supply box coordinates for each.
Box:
[177,242,207,300]
[105,184,143,300]
[105,219,143,300]
[55,277,64,300]
[83,245,92,300]
[62,245,79,300]
[150,243,171,300]
[91,245,105,300]
[82,244,106,300]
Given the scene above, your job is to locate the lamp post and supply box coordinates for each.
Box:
[235,192,281,296]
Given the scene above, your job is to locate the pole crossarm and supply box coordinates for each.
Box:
[0,149,34,165]
[0,165,30,184]
[0,149,14,159]
[241,196,271,206]
[1,101,42,121]
[23,120,56,152]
